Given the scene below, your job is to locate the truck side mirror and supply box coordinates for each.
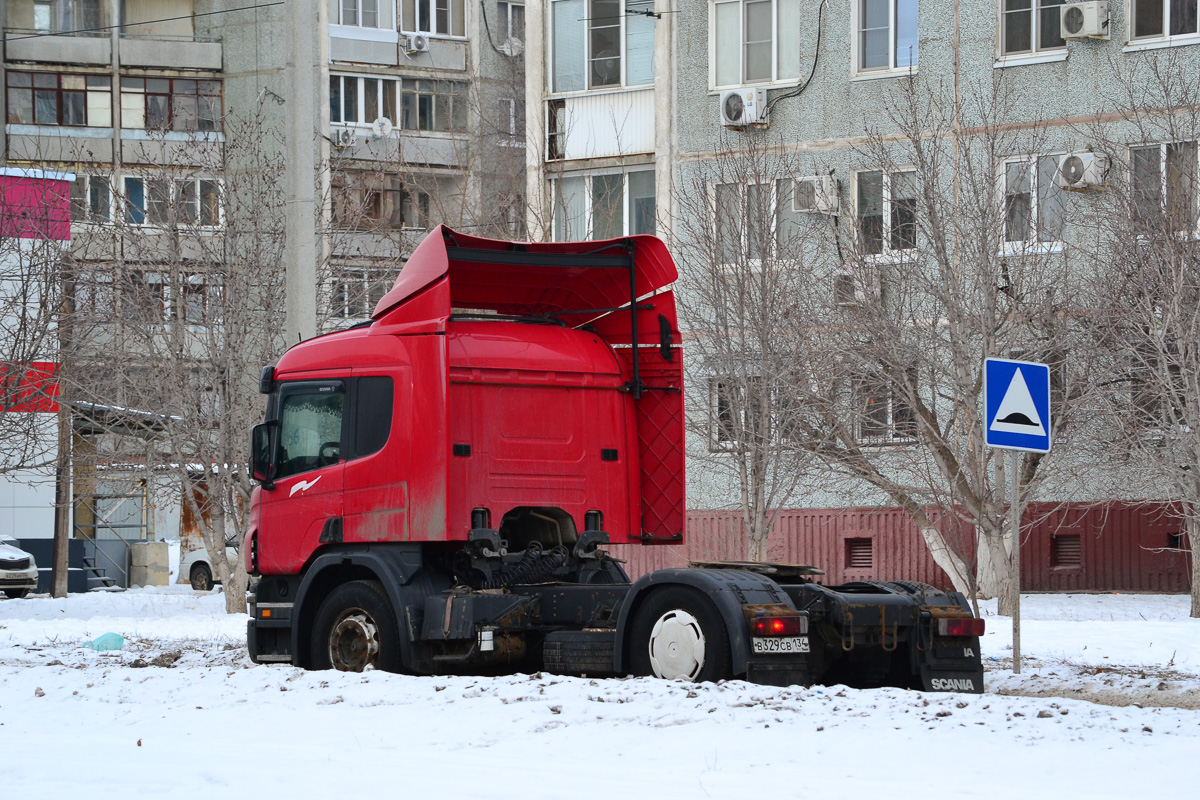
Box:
[251,422,279,488]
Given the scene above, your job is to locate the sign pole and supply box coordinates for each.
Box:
[1010,450,1021,674]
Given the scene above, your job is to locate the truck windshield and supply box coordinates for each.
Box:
[276,389,344,479]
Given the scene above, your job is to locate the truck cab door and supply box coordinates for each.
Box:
[257,380,346,574]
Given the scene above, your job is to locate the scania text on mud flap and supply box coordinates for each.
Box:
[246,227,984,692]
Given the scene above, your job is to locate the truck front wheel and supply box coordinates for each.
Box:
[310,580,401,673]
[629,586,731,683]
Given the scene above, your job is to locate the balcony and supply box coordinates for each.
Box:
[119,34,222,71]
[547,88,655,161]
[4,28,112,66]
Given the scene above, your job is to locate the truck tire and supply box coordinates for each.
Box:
[310,580,401,673]
[3,589,29,599]
[629,586,731,683]
[190,563,213,591]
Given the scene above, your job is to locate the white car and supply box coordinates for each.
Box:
[0,536,38,599]
[179,543,237,591]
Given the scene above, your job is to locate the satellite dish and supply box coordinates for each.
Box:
[371,117,393,139]
[500,36,524,57]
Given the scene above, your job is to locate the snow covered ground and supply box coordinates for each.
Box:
[1,589,1197,799]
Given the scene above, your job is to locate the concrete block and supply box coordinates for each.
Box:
[129,541,169,587]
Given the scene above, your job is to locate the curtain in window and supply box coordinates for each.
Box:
[777,0,801,80]
[629,170,656,235]
[626,1,656,86]
[554,176,586,241]
[553,0,586,92]
[714,1,741,86]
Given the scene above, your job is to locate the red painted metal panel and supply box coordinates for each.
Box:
[613,502,1191,594]
[0,173,72,240]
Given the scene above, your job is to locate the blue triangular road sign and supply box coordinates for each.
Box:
[985,358,1051,452]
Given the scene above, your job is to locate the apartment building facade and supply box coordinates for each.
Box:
[0,0,527,548]
[528,1,1200,590]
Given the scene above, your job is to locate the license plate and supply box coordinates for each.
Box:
[1,571,29,581]
[752,636,809,654]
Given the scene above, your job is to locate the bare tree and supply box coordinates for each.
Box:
[1082,53,1200,616]
[677,78,1101,612]
[68,100,287,613]
[669,135,818,561]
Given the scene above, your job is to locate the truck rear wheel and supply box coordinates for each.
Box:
[629,586,731,683]
[310,580,401,673]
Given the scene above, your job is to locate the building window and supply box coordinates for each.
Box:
[1051,533,1081,567]
[401,0,466,36]
[333,174,429,231]
[1003,155,1065,248]
[330,75,399,126]
[551,0,655,92]
[715,181,776,263]
[855,370,917,443]
[856,0,918,73]
[844,538,874,569]
[6,71,111,127]
[120,78,222,132]
[1130,142,1198,234]
[497,1,525,42]
[709,376,768,450]
[1167,530,1185,550]
[712,0,800,87]
[856,169,917,256]
[400,79,466,131]
[1001,0,1065,56]
[121,177,222,228]
[332,268,398,319]
[499,98,525,141]
[339,0,380,27]
[1131,0,1200,39]
[69,175,111,222]
[552,169,655,240]
[496,192,526,237]
[33,0,105,34]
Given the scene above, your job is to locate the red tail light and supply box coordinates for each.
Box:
[937,618,985,637]
[751,615,806,636]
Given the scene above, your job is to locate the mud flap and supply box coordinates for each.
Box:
[746,656,813,688]
[918,640,984,693]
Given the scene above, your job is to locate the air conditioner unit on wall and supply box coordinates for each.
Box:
[794,176,840,215]
[833,268,878,309]
[1060,1,1110,39]
[1058,151,1109,190]
[332,127,356,148]
[720,87,768,128]
[404,33,430,54]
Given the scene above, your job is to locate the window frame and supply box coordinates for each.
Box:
[401,0,467,38]
[331,266,401,320]
[1000,153,1067,253]
[120,176,224,229]
[550,168,657,241]
[1129,0,1200,43]
[1129,140,1200,236]
[998,0,1067,60]
[338,0,381,28]
[6,70,112,128]
[329,74,400,127]
[119,77,222,132]
[852,0,920,78]
[710,0,803,89]
[497,1,526,42]
[854,168,919,259]
[712,179,779,266]
[853,368,918,445]
[549,0,656,94]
